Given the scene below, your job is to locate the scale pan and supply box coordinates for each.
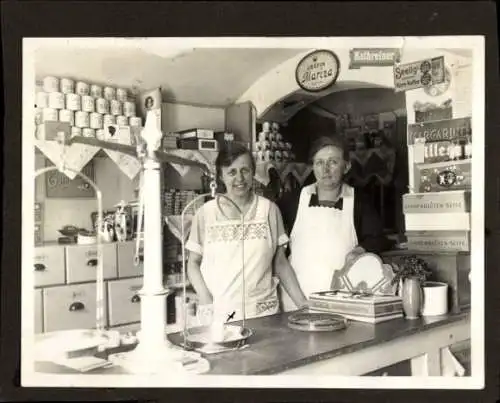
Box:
[184,324,253,349]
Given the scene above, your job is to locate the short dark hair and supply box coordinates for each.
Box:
[309,135,349,163]
[215,142,255,184]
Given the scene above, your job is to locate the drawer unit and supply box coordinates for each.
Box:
[34,245,65,287]
[35,289,43,334]
[107,277,143,326]
[116,241,143,278]
[65,243,118,284]
[43,283,108,332]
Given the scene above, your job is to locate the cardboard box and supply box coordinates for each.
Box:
[36,122,71,142]
[403,191,471,214]
[404,213,470,231]
[405,230,470,252]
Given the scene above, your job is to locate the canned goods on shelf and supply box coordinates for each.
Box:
[65,93,81,111]
[75,81,90,96]
[48,92,65,109]
[42,76,59,93]
[103,114,116,126]
[75,111,90,128]
[42,108,58,122]
[103,86,116,101]
[123,101,136,117]
[129,117,142,127]
[81,95,95,113]
[36,92,49,108]
[60,78,75,94]
[116,88,128,102]
[110,99,122,116]
[96,98,109,114]
[59,110,75,126]
[90,112,103,129]
[90,84,103,98]
[116,115,128,126]
[71,126,82,137]
[82,128,95,138]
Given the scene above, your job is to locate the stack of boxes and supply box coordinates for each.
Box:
[35,76,142,142]
[253,121,296,163]
[403,116,472,252]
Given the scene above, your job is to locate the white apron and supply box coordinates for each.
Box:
[200,195,280,321]
[281,183,358,312]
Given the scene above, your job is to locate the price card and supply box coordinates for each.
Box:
[35,140,100,180]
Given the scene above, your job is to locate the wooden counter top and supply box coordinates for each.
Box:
[168,311,469,375]
[34,311,469,376]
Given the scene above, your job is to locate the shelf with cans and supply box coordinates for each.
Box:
[403,111,473,253]
[35,76,143,142]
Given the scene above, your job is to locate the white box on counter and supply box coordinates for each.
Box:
[405,230,470,252]
[404,212,470,231]
[403,191,471,214]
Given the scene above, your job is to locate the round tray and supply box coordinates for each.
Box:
[287,311,348,332]
[183,324,253,349]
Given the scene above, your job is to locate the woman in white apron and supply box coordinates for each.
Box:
[281,136,394,312]
[186,143,307,323]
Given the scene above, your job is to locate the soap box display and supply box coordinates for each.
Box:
[402,190,470,214]
[405,230,470,252]
[417,160,471,193]
[404,212,470,231]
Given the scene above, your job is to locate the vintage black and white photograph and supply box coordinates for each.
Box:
[21,36,484,388]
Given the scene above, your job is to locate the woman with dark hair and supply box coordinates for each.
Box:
[186,143,307,322]
[280,135,395,312]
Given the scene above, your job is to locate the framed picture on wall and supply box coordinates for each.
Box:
[44,158,96,198]
[138,87,162,128]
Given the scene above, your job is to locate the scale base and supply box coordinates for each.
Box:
[108,342,210,375]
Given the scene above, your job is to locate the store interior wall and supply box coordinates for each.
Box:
[36,102,226,241]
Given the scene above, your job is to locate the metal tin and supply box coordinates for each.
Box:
[262,122,271,132]
[96,98,109,114]
[110,100,122,116]
[129,117,142,127]
[256,151,264,162]
[75,111,90,128]
[82,128,95,138]
[123,101,136,117]
[276,132,283,142]
[90,84,103,98]
[60,78,75,94]
[282,150,290,161]
[36,92,49,108]
[103,114,116,126]
[264,150,274,161]
[90,112,103,129]
[278,141,285,149]
[43,76,60,93]
[42,108,58,122]
[71,126,82,137]
[95,129,106,140]
[271,141,278,150]
[275,150,283,162]
[116,115,128,126]
[261,140,271,150]
[59,110,75,126]
[268,132,276,142]
[116,88,128,102]
[48,92,65,109]
[287,310,348,332]
[65,93,81,111]
[75,81,90,96]
[81,95,95,113]
[258,131,268,142]
[103,86,116,101]
[272,122,280,132]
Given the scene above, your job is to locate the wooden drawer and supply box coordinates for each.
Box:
[35,289,43,334]
[107,277,143,327]
[116,241,143,278]
[65,243,117,284]
[43,283,108,332]
[34,245,65,287]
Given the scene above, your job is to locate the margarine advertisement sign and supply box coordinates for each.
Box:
[349,48,400,69]
[295,50,340,92]
[393,56,446,92]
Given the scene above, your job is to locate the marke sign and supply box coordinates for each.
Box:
[407,117,471,145]
[349,48,400,69]
[295,50,340,92]
[394,56,445,92]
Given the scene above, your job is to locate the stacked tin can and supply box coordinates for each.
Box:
[253,121,295,163]
[36,76,142,140]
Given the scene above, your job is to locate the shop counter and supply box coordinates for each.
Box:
[34,310,470,376]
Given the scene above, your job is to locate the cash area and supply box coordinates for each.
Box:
[28,39,475,379]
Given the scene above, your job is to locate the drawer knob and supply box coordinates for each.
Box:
[87,259,98,267]
[69,301,85,312]
[131,295,141,303]
[34,263,46,271]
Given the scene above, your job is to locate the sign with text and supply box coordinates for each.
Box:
[295,50,340,92]
[394,56,445,92]
[349,48,400,69]
[407,117,471,145]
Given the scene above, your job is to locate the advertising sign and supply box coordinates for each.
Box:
[394,56,445,92]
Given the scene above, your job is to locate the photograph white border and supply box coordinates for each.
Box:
[21,36,485,389]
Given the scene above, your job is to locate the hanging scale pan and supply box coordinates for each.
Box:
[287,310,348,332]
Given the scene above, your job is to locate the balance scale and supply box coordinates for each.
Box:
[34,111,253,375]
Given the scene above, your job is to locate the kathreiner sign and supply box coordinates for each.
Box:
[295,50,340,92]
